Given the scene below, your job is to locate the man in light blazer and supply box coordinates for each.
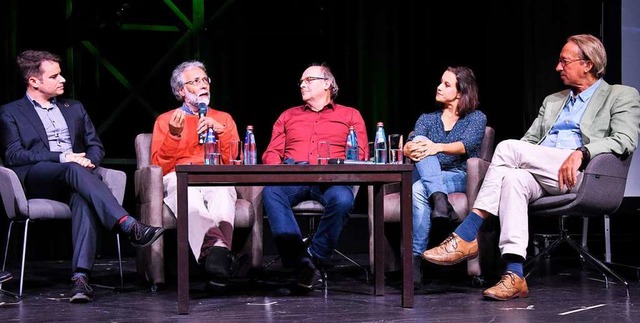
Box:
[422,34,640,300]
[0,50,164,303]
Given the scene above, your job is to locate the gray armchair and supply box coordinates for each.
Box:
[0,161,126,298]
[525,152,633,296]
[367,126,496,282]
[133,133,263,290]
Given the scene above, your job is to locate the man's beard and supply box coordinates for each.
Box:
[185,91,210,106]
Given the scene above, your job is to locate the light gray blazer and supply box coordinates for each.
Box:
[521,80,640,157]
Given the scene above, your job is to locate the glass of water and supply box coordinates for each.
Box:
[317,140,331,165]
[204,141,220,165]
[388,134,404,164]
[229,140,243,165]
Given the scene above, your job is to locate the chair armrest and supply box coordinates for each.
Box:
[235,185,264,267]
[95,166,127,205]
[134,165,165,227]
[0,166,28,219]
[466,157,491,210]
[584,153,632,179]
[235,185,264,229]
[572,153,633,215]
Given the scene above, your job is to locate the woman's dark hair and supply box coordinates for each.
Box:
[445,66,479,116]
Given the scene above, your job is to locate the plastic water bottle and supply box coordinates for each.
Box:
[243,125,257,165]
[346,126,359,161]
[203,128,220,165]
[374,122,387,164]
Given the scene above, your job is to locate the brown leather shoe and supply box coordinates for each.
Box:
[421,233,478,265]
[483,271,529,301]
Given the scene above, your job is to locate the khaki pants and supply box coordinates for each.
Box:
[163,172,237,261]
[473,140,583,258]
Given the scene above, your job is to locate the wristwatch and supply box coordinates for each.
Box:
[576,146,590,171]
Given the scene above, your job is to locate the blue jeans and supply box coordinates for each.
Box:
[412,154,466,256]
[263,185,354,267]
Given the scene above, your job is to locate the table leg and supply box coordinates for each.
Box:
[400,172,414,308]
[177,172,190,314]
[373,184,385,296]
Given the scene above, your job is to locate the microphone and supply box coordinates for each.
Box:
[198,103,207,144]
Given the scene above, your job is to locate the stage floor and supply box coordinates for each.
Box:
[0,254,638,322]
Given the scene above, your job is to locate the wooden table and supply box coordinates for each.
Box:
[175,164,414,314]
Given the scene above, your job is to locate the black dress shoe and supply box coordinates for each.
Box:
[127,221,165,247]
[205,246,232,283]
[0,270,12,284]
[293,257,323,294]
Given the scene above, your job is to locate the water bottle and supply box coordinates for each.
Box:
[203,128,220,165]
[374,122,387,164]
[346,126,359,161]
[243,125,257,165]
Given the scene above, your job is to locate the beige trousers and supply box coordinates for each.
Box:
[163,172,237,261]
[473,140,583,258]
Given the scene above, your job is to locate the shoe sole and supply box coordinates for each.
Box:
[70,294,93,303]
[483,290,529,301]
[131,228,165,248]
[422,251,479,266]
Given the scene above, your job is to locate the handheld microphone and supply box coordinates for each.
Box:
[198,103,207,144]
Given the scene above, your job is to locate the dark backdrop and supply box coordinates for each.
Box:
[0,1,629,260]
[1,1,616,155]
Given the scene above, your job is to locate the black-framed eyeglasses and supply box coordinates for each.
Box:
[184,76,211,86]
[557,58,585,68]
[298,76,328,86]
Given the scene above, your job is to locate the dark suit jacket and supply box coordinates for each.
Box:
[0,96,104,183]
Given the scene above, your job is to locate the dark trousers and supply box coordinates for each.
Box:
[24,162,126,273]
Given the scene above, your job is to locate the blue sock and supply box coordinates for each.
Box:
[119,215,136,233]
[453,211,484,242]
[506,262,524,278]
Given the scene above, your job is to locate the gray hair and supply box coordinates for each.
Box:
[310,62,339,99]
[567,34,607,78]
[170,60,207,101]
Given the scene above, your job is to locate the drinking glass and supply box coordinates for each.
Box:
[317,140,331,165]
[388,134,404,164]
[204,141,220,165]
[368,141,375,162]
[229,140,243,165]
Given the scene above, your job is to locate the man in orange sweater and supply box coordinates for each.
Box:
[151,60,240,289]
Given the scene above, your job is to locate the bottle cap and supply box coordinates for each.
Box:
[247,125,253,130]
[377,122,384,127]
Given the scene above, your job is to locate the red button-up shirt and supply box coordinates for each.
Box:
[262,103,369,165]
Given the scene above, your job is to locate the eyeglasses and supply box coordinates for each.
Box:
[184,76,211,86]
[557,58,585,68]
[298,76,328,86]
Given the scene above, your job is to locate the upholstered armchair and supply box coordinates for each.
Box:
[133,133,263,290]
[0,161,126,298]
[367,126,496,284]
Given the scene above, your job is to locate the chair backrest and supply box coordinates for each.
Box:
[479,126,495,162]
[529,152,634,217]
[135,133,153,169]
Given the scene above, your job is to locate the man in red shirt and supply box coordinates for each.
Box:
[262,63,368,292]
[151,60,241,289]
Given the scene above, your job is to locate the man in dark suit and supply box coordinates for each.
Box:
[0,50,164,303]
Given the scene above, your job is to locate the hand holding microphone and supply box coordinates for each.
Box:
[198,102,208,144]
